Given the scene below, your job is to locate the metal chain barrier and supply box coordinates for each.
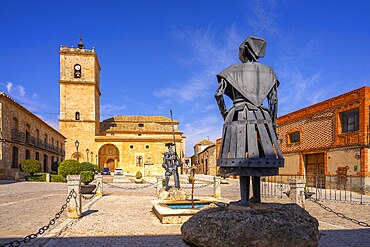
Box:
[183,183,212,189]
[82,181,100,200]
[1,189,77,247]
[104,182,154,190]
[309,197,370,228]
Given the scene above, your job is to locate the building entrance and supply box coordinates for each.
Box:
[305,153,325,188]
[98,144,119,172]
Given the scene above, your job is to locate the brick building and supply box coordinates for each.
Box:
[59,40,185,176]
[277,87,370,186]
[0,93,66,179]
[191,139,215,174]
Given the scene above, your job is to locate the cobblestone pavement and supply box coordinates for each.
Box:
[0,176,369,246]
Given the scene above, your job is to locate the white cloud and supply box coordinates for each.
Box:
[100,104,127,118]
[154,25,241,103]
[6,82,26,98]
[248,0,281,36]
[183,115,223,156]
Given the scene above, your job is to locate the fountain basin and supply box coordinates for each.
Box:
[151,199,222,224]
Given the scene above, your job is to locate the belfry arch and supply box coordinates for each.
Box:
[98,144,119,171]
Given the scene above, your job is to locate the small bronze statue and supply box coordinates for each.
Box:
[215,36,284,206]
[162,143,181,191]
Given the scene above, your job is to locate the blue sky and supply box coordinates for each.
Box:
[1,0,370,156]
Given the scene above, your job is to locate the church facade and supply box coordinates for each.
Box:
[58,41,185,176]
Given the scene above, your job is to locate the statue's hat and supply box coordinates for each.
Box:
[239,36,266,63]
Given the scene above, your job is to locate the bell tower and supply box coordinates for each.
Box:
[59,38,101,160]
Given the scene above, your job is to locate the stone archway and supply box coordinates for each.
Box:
[98,144,119,172]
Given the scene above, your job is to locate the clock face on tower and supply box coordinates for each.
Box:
[74,64,81,78]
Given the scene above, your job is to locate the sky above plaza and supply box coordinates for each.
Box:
[0,0,370,156]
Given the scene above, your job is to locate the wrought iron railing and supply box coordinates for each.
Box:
[10,130,65,155]
[11,129,24,142]
[261,175,370,205]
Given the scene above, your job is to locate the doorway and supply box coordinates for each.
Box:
[305,153,325,188]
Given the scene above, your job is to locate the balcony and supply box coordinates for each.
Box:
[11,129,24,142]
[10,131,65,155]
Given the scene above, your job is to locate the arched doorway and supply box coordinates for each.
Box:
[98,144,119,172]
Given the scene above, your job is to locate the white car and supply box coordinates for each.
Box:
[114,168,123,175]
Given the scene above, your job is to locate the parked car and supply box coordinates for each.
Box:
[114,168,123,176]
[101,168,111,175]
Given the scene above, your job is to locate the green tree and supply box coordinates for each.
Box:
[20,159,41,175]
[58,159,80,177]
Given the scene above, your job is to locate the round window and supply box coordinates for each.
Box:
[129,145,134,149]
[145,145,150,149]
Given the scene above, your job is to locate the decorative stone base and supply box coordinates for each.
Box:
[181,203,320,247]
[151,199,219,224]
[157,187,188,200]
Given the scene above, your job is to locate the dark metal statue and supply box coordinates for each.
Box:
[162,143,181,191]
[215,36,284,206]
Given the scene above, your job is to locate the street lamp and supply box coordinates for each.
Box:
[75,140,79,162]
[86,148,89,162]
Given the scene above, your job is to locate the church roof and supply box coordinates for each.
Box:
[102,115,179,124]
[196,139,215,145]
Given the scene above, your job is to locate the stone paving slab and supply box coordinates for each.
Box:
[1,178,370,247]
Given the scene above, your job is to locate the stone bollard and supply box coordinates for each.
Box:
[96,174,103,197]
[67,175,82,219]
[213,176,221,198]
[156,177,163,196]
[288,179,306,208]
[14,171,20,181]
[45,173,50,183]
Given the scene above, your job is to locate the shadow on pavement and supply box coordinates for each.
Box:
[319,228,370,247]
[0,180,19,185]
[0,235,189,247]
[82,209,98,216]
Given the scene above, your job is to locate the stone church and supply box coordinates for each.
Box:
[59,40,185,175]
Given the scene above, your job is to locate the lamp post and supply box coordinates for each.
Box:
[86,148,89,162]
[90,152,93,163]
[75,140,79,162]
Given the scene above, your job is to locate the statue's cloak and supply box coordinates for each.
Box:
[217,63,278,106]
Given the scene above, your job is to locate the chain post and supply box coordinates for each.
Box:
[213,176,221,198]
[96,174,103,197]
[67,175,82,219]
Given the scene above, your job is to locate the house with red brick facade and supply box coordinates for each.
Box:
[277,87,370,187]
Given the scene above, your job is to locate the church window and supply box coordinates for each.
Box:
[75,112,80,120]
[129,145,134,150]
[36,152,39,161]
[26,150,31,159]
[138,134,142,136]
[145,145,150,149]
[138,123,144,127]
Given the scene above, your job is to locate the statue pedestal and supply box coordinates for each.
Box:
[157,187,188,200]
[181,203,320,247]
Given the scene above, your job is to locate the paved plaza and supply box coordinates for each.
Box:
[0,176,369,247]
